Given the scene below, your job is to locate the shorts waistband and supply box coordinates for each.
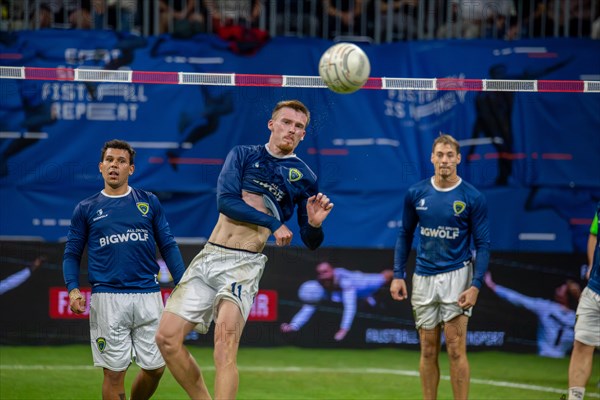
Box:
[207,241,260,254]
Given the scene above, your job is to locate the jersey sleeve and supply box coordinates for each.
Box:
[62,203,87,292]
[150,194,186,285]
[296,185,324,250]
[470,193,491,289]
[394,190,418,279]
[217,146,283,232]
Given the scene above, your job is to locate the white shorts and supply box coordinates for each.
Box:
[574,286,600,347]
[411,264,473,330]
[164,242,268,334]
[89,292,165,371]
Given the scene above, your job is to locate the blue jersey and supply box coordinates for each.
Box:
[63,187,185,294]
[394,177,490,288]
[217,144,324,249]
[588,201,600,295]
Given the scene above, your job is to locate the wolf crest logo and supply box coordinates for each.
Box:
[136,202,149,215]
[453,201,466,215]
[288,168,303,182]
[96,337,107,353]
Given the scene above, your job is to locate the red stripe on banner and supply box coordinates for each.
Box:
[528,52,558,58]
[0,53,23,60]
[570,218,593,226]
[541,153,573,160]
[307,148,349,155]
[484,152,527,160]
[149,156,224,165]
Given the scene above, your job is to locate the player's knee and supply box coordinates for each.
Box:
[143,366,165,380]
[103,368,126,385]
[420,344,439,361]
[446,343,466,362]
[155,330,179,355]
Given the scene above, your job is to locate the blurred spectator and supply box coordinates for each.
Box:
[159,0,206,37]
[323,0,369,39]
[92,0,138,32]
[203,0,269,55]
[374,0,420,41]
[593,15,600,39]
[437,0,514,39]
[436,1,476,38]
[274,0,321,37]
[31,0,93,29]
[204,0,262,31]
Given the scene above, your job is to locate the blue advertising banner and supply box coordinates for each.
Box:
[1,30,599,252]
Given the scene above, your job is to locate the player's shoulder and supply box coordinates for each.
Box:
[291,154,317,181]
[76,191,104,209]
[130,187,162,205]
[459,179,485,198]
[231,144,263,155]
[407,178,432,193]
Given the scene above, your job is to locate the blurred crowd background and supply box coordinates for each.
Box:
[2,0,599,42]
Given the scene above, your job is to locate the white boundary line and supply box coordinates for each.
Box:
[2,364,597,397]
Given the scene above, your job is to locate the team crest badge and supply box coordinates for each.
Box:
[96,337,107,353]
[136,202,149,215]
[289,168,303,182]
[453,201,466,215]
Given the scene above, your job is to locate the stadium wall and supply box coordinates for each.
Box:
[0,241,584,357]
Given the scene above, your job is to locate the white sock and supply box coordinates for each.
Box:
[568,387,585,400]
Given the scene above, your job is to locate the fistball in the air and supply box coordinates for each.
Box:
[319,42,371,94]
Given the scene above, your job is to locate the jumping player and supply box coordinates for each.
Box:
[155,99,334,399]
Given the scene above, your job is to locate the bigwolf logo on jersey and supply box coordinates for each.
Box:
[420,226,460,239]
[99,231,149,247]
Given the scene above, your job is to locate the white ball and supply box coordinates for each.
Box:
[319,42,371,94]
[298,280,325,304]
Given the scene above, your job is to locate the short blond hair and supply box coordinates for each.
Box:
[432,133,460,154]
[272,100,310,126]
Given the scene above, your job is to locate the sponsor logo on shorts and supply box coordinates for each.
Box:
[96,337,107,353]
